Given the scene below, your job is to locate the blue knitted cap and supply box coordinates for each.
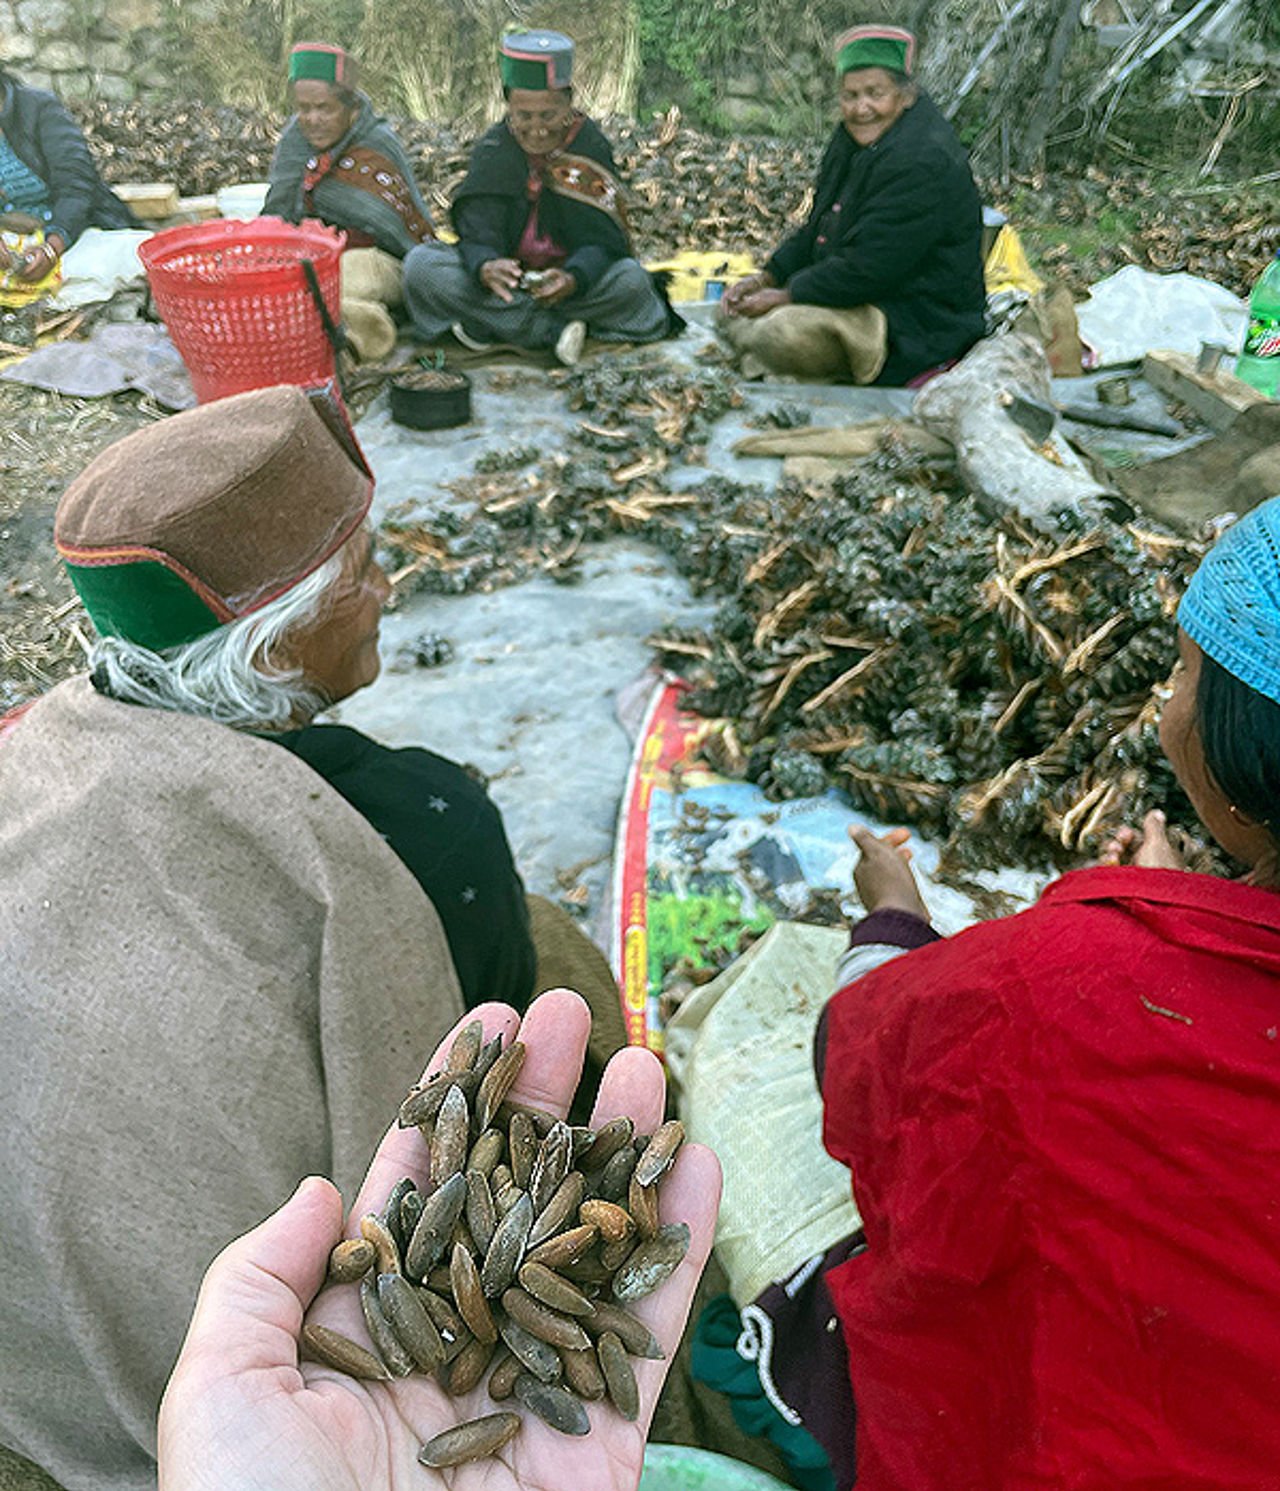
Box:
[1178,495,1280,706]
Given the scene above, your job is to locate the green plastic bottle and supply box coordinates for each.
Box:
[1236,250,1280,398]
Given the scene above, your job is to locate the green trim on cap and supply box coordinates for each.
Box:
[836,35,911,76]
[500,51,557,90]
[66,559,227,653]
[289,48,341,84]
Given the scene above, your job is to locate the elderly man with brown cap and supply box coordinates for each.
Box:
[0,386,622,1490]
[720,25,985,386]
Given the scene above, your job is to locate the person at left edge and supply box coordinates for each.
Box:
[0,65,138,287]
[262,41,436,361]
[0,385,546,1490]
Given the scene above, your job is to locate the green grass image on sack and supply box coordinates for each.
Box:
[646,889,774,996]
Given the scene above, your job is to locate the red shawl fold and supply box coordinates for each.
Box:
[823,865,1280,1490]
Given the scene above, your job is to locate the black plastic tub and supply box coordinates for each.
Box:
[390,369,472,430]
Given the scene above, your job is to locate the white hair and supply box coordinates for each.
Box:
[89,554,346,731]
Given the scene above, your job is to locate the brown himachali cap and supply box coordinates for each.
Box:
[55,384,373,653]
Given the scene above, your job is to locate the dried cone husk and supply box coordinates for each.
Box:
[304,1026,691,1461]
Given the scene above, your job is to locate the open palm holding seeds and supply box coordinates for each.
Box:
[298,991,719,1480]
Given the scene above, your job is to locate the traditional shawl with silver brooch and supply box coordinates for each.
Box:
[262,95,434,257]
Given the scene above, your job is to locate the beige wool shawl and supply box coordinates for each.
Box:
[0,677,464,1490]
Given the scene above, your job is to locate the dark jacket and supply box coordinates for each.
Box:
[766,92,985,385]
[0,70,137,248]
[274,723,536,1013]
[450,116,628,294]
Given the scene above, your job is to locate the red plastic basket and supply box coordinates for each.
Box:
[139,218,346,404]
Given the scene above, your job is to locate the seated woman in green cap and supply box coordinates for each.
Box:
[721,25,986,386]
[0,384,624,1490]
[262,41,435,361]
[403,29,669,366]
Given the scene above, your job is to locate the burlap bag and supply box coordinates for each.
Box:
[720,304,887,383]
[340,245,404,362]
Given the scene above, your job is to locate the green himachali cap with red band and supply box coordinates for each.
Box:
[288,41,359,89]
[833,25,916,77]
[499,29,574,91]
[55,385,373,654]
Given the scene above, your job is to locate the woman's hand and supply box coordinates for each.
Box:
[720,270,775,317]
[1097,809,1184,871]
[158,989,721,1491]
[529,268,576,306]
[480,257,523,303]
[849,824,930,921]
[14,235,62,283]
[732,287,791,319]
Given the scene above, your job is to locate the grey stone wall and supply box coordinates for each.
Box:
[0,0,170,99]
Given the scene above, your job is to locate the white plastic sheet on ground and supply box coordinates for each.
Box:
[1074,265,1247,366]
[49,227,152,308]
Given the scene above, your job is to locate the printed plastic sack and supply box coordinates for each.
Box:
[664,922,860,1307]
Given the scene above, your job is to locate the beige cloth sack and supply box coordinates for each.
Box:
[0,678,464,1491]
[340,245,403,362]
[665,922,861,1308]
[720,303,888,383]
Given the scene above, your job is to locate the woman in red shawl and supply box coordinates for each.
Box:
[701,496,1280,1491]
